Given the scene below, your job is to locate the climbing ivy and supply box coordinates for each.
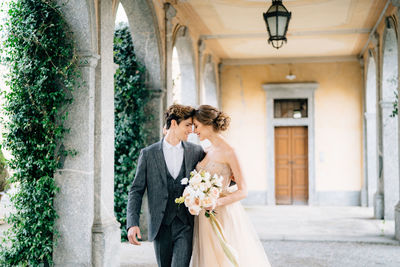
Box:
[0,149,9,193]
[113,23,150,241]
[0,0,78,265]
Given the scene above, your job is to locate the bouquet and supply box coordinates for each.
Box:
[175,169,239,267]
[175,169,223,216]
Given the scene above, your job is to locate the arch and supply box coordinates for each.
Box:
[119,0,163,91]
[201,54,219,108]
[172,25,198,106]
[379,16,399,220]
[364,52,378,208]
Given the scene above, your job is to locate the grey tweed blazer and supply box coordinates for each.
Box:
[126,138,205,241]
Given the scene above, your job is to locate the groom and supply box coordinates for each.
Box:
[126,104,205,267]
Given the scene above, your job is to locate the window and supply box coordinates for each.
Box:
[274,99,308,118]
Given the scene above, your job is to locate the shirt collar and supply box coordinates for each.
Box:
[163,138,183,150]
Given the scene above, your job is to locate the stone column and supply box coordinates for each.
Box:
[380,99,399,220]
[53,53,98,266]
[198,39,206,104]
[394,0,400,240]
[363,52,378,208]
[364,112,378,207]
[372,32,385,219]
[396,94,400,239]
[91,0,121,266]
[165,3,177,107]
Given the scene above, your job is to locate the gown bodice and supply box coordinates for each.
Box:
[195,160,236,196]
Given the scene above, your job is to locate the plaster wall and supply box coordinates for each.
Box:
[220,62,363,198]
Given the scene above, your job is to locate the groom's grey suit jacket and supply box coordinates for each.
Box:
[126,139,205,241]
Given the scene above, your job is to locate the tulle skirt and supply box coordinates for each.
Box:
[190,201,271,267]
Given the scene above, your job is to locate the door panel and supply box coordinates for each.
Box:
[275,127,291,204]
[275,126,308,205]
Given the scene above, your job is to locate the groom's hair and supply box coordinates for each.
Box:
[164,104,195,130]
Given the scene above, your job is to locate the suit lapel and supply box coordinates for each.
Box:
[154,140,168,185]
[183,141,193,178]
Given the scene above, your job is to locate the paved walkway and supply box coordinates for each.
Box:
[121,206,399,267]
[1,204,399,266]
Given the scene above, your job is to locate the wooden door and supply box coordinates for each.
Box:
[275,126,308,205]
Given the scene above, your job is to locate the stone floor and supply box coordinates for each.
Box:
[1,203,399,266]
[121,206,400,267]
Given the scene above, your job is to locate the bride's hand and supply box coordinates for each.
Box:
[215,198,222,209]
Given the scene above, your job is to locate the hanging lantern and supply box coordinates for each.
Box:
[263,0,292,49]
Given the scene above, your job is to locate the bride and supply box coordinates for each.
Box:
[190,105,271,267]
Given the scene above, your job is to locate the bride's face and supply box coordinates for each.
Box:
[193,118,214,141]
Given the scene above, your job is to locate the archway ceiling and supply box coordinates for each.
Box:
[173,0,386,60]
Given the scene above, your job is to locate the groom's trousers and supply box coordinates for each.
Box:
[153,216,193,267]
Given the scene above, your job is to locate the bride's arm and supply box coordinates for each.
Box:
[216,148,248,207]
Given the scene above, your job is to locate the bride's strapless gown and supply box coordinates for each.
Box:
[190,160,271,267]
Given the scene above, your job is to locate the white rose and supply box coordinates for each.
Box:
[190,173,202,186]
[201,196,217,209]
[194,189,205,199]
[183,186,192,198]
[181,178,189,185]
[204,180,212,189]
[210,187,220,198]
[199,183,206,192]
[189,205,201,215]
[214,179,223,187]
[185,195,195,207]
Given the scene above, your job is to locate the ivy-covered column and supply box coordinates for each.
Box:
[53,0,120,266]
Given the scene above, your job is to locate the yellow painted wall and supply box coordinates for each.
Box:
[221,62,363,192]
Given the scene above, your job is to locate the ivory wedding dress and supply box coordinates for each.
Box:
[190,160,271,267]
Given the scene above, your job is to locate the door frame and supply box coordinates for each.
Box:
[262,83,318,205]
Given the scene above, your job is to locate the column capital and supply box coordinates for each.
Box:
[380,100,396,108]
[148,88,167,98]
[198,39,206,55]
[164,3,177,20]
[364,112,377,120]
[371,32,379,47]
[78,51,100,68]
[358,56,365,68]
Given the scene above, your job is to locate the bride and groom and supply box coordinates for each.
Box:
[126,104,270,267]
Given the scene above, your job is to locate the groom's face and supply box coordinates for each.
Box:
[174,117,193,141]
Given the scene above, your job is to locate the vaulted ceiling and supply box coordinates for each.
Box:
[175,0,387,60]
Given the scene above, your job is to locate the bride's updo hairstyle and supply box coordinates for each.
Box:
[194,105,231,132]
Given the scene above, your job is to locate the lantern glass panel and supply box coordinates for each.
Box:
[267,16,277,36]
[277,16,287,36]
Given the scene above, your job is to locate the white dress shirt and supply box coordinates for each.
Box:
[163,139,184,179]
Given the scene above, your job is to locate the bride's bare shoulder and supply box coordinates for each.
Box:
[221,141,236,157]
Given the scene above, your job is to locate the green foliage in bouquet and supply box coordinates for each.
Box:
[114,23,151,241]
[0,149,10,192]
[0,0,78,265]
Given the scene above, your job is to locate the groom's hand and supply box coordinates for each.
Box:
[128,226,142,245]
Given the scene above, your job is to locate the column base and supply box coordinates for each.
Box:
[395,202,400,241]
[374,193,384,219]
[92,219,121,267]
